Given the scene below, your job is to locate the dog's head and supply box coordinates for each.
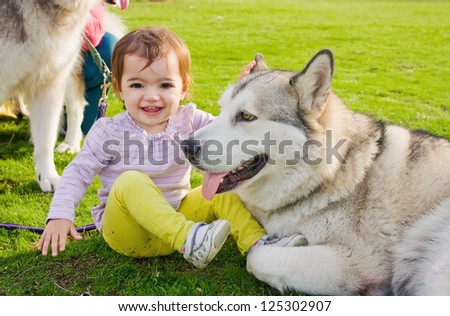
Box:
[182,50,340,203]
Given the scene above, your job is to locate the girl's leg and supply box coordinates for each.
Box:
[102,171,195,257]
[82,32,118,134]
[178,186,266,255]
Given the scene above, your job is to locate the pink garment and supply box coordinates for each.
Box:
[82,1,106,50]
[47,104,214,230]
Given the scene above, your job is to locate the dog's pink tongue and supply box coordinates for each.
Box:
[202,172,228,200]
[113,0,129,10]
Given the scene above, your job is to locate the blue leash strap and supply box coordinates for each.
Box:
[0,223,97,234]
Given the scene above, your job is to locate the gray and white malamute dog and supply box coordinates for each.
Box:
[182,50,450,295]
[0,0,126,192]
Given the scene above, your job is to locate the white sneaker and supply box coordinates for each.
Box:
[182,220,231,269]
[250,234,308,252]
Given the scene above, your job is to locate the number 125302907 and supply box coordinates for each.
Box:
[260,300,332,312]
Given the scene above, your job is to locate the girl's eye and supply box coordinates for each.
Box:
[161,83,173,89]
[237,111,257,122]
[130,83,143,88]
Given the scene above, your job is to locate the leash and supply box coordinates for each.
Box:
[82,33,111,119]
[83,34,112,82]
[0,223,97,234]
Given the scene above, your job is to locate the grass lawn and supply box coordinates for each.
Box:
[0,0,449,296]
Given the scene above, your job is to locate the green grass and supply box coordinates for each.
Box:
[1,0,449,296]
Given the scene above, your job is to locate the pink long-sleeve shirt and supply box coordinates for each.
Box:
[47,104,214,230]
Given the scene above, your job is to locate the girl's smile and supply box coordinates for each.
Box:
[141,106,163,116]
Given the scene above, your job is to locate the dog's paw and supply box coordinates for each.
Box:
[55,142,80,154]
[246,245,267,274]
[37,174,61,192]
[293,235,309,247]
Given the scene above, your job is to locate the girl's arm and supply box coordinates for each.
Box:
[37,120,111,256]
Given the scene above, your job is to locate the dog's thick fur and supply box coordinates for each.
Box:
[55,5,126,154]
[182,50,450,295]
[0,0,124,192]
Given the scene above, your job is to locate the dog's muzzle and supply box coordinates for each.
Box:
[180,139,201,165]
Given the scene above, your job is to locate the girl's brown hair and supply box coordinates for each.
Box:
[111,26,191,93]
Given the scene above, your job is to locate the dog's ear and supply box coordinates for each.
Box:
[250,53,268,73]
[290,49,334,115]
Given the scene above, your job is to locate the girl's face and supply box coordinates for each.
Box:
[118,52,187,134]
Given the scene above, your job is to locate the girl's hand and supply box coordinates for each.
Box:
[37,219,83,256]
[238,60,256,80]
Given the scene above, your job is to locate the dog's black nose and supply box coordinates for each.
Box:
[181,139,201,162]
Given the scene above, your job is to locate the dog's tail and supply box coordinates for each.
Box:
[104,9,126,39]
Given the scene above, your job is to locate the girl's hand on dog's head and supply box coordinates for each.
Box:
[37,219,83,257]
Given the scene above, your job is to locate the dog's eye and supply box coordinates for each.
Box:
[237,111,257,122]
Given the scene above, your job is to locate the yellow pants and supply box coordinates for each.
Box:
[102,171,265,258]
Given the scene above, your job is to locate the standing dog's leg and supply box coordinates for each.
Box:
[55,72,86,154]
[28,83,66,192]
